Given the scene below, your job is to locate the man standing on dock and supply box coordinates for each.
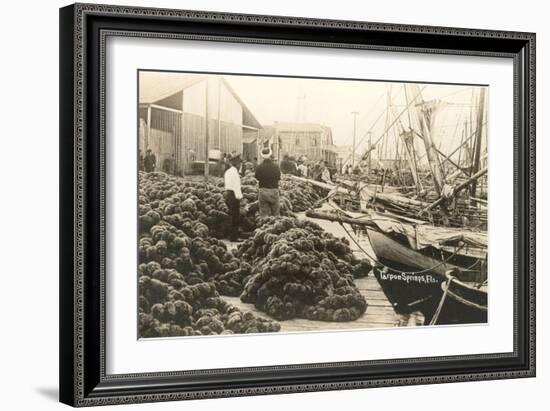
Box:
[297,158,308,178]
[280,154,298,175]
[255,148,281,217]
[224,153,243,242]
[319,160,332,184]
[143,148,156,172]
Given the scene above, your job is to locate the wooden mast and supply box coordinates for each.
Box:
[470,88,486,196]
[351,111,359,168]
[405,84,443,195]
[401,85,423,194]
[420,167,488,215]
[419,110,445,195]
[407,84,445,195]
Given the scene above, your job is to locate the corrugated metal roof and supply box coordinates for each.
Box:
[139,72,203,104]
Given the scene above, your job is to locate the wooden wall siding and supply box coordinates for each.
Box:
[148,128,174,170]
[139,118,147,153]
[137,107,242,175]
[209,119,243,156]
[180,113,243,173]
[138,78,247,175]
[180,113,205,173]
[151,108,182,173]
[138,108,183,173]
[179,78,244,173]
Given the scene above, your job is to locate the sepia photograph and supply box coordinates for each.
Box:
[56,4,536,406]
[137,70,488,339]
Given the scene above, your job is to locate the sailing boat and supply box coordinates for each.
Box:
[364,86,488,325]
[309,85,488,325]
[366,220,487,325]
[306,205,488,325]
[335,85,488,230]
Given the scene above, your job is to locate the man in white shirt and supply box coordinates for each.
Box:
[224,153,243,242]
[319,160,332,184]
[297,159,308,178]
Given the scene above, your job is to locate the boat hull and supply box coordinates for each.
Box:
[367,228,487,325]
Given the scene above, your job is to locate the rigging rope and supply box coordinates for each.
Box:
[429,275,454,325]
[304,179,481,278]
[337,218,466,275]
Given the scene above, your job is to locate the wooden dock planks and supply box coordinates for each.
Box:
[222,275,403,332]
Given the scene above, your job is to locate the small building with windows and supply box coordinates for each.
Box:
[260,122,336,167]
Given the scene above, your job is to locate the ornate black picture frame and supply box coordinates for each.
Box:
[59,3,535,407]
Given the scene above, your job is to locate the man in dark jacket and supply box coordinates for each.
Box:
[279,154,297,175]
[255,148,281,217]
[143,149,156,172]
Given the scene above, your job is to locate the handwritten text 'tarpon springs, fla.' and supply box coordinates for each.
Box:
[378,271,440,285]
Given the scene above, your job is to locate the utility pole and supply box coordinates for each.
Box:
[351,111,359,168]
[204,79,210,182]
[146,104,151,150]
[367,131,372,174]
[217,77,222,149]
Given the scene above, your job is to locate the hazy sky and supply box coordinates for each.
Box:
[224,74,485,159]
[142,71,486,162]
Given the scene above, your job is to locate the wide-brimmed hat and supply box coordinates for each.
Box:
[228,152,242,164]
[260,148,272,159]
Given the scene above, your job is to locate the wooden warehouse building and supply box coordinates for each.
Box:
[139,73,262,175]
